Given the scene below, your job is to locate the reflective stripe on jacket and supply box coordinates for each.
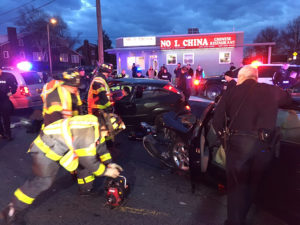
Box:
[29,115,112,174]
[87,75,112,113]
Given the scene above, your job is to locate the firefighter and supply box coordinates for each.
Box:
[88,63,113,116]
[41,69,83,127]
[0,114,125,225]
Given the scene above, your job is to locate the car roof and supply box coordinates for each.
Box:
[109,78,169,86]
[257,64,300,67]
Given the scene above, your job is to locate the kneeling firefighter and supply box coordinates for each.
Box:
[0,114,125,224]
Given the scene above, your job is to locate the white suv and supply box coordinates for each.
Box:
[2,68,44,109]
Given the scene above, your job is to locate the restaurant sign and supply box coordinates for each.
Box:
[160,34,236,49]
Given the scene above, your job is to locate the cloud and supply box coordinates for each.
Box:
[0,0,300,47]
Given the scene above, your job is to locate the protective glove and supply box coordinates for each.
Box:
[107,163,123,172]
[104,167,120,178]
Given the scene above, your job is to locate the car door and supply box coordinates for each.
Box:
[257,65,281,84]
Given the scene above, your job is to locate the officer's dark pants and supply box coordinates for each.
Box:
[225,134,273,225]
[0,99,13,138]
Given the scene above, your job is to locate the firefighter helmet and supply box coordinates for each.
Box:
[99,63,113,73]
[61,69,80,87]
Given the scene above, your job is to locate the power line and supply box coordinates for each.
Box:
[0,0,37,17]
[0,0,56,26]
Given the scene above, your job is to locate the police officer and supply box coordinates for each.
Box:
[0,114,125,225]
[177,66,191,103]
[115,69,129,79]
[212,65,292,225]
[88,63,113,116]
[41,69,83,127]
[0,68,17,140]
[273,63,290,89]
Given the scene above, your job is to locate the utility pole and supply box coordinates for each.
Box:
[96,0,104,64]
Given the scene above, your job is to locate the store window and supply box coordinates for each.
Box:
[33,52,42,61]
[166,54,177,65]
[60,53,69,62]
[71,55,80,63]
[127,56,145,70]
[149,55,158,71]
[18,39,24,46]
[219,52,231,64]
[183,53,194,65]
[3,51,9,59]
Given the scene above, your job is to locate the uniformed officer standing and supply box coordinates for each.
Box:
[0,68,17,140]
[212,65,292,225]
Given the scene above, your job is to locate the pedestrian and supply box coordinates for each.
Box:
[177,66,191,102]
[174,63,181,85]
[194,65,205,95]
[116,69,129,79]
[131,63,137,78]
[186,64,194,77]
[135,70,145,78]
[157,65,166,79]
[158,68,172,82]
[0,114,125,225]
[41,69,83,127]
[212,65,292,225]
[146,66,157,79]
[0,68,18,140]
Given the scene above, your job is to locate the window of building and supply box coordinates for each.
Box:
[3,51,9,59]
[19,51,25,59]
[183,53,194,65]
[33,52,42,61]
[60,53,68,62]
[71,55,80,64]
[91,50,95,56]
[219,52,231,64]
[18,39,24,46]
[166,54,177,65]
[127,56,145,70]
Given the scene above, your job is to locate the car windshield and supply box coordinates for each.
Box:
[21,72,43,85]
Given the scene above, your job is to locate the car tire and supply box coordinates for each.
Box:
[206,85,222,100]
[171,135,189,171]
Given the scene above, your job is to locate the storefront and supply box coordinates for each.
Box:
[106,31,244,78]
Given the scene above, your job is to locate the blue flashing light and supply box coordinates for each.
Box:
[17,61,32,71]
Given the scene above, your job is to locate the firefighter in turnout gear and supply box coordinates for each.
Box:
[0,114,125,225]
[88,63,113,116]
[41,69,83,127]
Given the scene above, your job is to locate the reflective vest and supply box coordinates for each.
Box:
[31,115,111,172]
[87,76,112,114]
[41,81,82,126]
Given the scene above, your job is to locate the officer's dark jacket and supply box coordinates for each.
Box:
[213,79,292,135]
[0,72,17,101]
[158,72,172,81]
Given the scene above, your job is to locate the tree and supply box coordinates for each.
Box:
[279,16,300,56]
[15,6,80,61]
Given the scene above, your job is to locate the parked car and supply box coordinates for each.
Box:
[2,68,44,109]
[190,97,300,224]
[200,64,300,100]
[108,78,189,127]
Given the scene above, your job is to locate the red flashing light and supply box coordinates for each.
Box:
[20,86,30,96]
[185,105,191,111]
[251,60,262,68]
[194,79,200,86]
[163,84,179,94]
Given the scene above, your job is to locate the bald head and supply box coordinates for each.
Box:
[237,65,258,85]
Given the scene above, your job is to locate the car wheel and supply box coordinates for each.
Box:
[206,85,222,100]
[171,136,189,171]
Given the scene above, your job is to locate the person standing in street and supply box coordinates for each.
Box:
[174,63,182,85]
[158,68,172,82]
[194,65,205,95]
[131,63,137,78]
[177,66,191,103]
[146,66,157,79]
[0,68,17,140]
[212,65,293,225]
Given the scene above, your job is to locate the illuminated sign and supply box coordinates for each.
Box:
[160,34,236,49]
[123,36,156,47]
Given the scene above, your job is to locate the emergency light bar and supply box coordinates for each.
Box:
[17,61,32,71]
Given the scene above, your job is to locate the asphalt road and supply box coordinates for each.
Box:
[0,97,288,225]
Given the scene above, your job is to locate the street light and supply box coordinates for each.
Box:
[47,18,57,76]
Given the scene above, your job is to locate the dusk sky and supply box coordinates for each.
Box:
[0,0,300,47]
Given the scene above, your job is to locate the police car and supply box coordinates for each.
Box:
[199,63,300,100]
[2,62,44,109]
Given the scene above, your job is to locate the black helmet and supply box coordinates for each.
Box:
[99,63,113,73]
[61,69,80,87]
